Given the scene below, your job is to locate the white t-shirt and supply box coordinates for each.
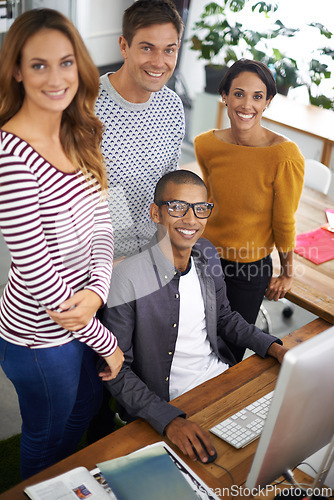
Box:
[169,258,229,400]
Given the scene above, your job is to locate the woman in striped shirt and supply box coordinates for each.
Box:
[0,9,123,479]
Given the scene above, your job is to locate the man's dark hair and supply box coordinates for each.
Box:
[218,58,277,100]
[154,170,207,204]
[122,0,184,46]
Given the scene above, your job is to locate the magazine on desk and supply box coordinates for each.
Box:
[24,442,220,500]
[23,466,114,499]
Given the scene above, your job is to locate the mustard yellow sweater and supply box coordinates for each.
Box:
[194,130,305,263]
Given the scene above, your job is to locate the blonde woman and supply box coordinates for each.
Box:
[0,9,123,479]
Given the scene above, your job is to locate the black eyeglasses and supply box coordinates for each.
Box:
[156,200,214,219]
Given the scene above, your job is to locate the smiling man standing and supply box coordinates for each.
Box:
[95,0,185,259]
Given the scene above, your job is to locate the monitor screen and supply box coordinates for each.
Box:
[246,326,334,490]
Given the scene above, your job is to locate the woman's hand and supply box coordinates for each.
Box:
[46,289,103,331]
[265,275,292,301]
[100,347,124,381]
[265,250,294,301]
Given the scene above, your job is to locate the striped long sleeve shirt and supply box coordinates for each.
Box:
[0,130,117,357]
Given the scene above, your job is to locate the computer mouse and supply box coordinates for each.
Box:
[191,436,217,464]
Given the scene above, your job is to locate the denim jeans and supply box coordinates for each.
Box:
[0,338,103,479]
[220,255,273,363]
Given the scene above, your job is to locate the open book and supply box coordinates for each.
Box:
[24,442,220,500]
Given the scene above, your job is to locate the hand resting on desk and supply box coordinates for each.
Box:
[267,342,288,364]
[265,275,293,301]
[265,251,293,302]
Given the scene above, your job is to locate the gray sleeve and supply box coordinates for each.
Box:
[216,282,282,359]
[98,289,185,435]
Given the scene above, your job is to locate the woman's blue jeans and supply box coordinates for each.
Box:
[0,338,103,480]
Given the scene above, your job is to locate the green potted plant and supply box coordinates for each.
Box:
[188,0,297,94]
[189,1,243,92]
[306,23,333,109]
[305,24,334,110]
[250,48,302,96]
[254,22,333,104]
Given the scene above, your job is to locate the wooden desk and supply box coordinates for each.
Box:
[274,186,334,323]
[2,318,330,499]
[181,162,334,323]
[216,94,334,167]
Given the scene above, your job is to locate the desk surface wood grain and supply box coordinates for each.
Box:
[2,318,330,499]
[274,187,334,323]
[263,94,334,144]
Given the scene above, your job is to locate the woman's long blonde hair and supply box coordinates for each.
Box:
[0,8,107,191]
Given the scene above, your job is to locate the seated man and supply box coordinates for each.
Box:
[99,170,287,463]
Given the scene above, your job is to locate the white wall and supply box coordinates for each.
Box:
[76,0,132,67]
[25,0,73,17]
[25,0,133,66]
[178,0,207,101]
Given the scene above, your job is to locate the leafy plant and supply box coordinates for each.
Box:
[189,1,297,67]
[189,2,334,107]
[251,48,301,95]
[306,35,334,109]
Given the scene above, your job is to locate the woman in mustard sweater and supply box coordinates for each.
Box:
[194,59,304,362]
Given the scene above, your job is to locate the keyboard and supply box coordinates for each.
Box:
[210,391,274,449]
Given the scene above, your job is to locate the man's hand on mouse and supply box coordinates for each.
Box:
[165,417,215,463]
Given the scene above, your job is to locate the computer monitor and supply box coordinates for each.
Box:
[246,326,334,493]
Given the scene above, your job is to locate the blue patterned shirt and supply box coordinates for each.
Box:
[95,74,185,258]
